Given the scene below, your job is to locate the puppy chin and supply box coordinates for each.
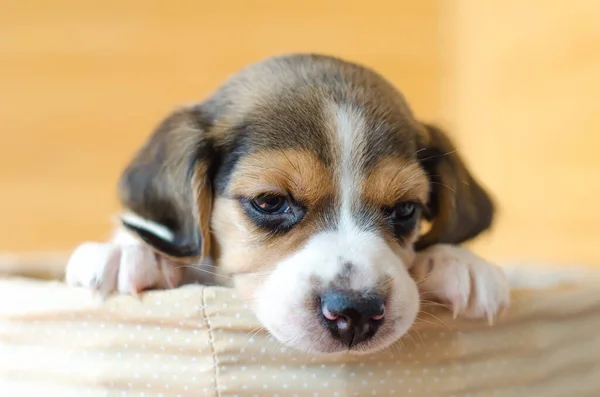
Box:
[251,231,421,355]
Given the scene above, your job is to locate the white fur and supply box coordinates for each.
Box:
[335,103,364,231]
[253,228,420,354]
[65,224,184,296]
[412,244,510,323]
[65,219,219,296]
[121,211,175,242]
[65,242,122,296]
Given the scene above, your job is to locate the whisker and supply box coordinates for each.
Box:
[242,326,267,351]
[405,328,421,348]
[416,314,450,331]
[396,337,405,350]
[189,261,220,269]
[420,300,451,310]
[415,317,445,330]
[172,264,234,280]
[413,147,428,156]
[382,344,396,358]
[282,151,301,175]
[244,326,265,340]
[419,287,459,297]
[430,181,456,194]
[412,327,425,346]
[403,330,416,348]
[414,272,433,285]
[419,311,451,330]
[418,149,458,162]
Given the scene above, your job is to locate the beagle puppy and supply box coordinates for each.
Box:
[66,54,509,354]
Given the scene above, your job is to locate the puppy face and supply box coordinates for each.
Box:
[119,54,494,354]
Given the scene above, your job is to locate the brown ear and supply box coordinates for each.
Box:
[118,105,215,261]
[416,123,495,250]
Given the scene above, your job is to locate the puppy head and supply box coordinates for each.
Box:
[119,54,494,354]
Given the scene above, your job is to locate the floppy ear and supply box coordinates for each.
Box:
[118,105,215,261]
[416,123,495,250]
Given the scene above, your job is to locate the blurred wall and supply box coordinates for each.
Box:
[1,1,599,266]
[443,0,600,266]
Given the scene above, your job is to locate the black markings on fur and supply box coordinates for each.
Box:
[118,107,209,259]
[325,262,356,291]
[121,221,201,258]
[390,207,421,243]
[313,197,339,231]
[212,125,252,195]
[360,120,418,171]
[309,274,324,290]
[239,197,306,235]
[416,147,443,221]
[354,202,420,246]
[245,94,332,164]
[376,274,394,297]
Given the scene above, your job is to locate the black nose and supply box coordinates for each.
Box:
[319,291,386,347]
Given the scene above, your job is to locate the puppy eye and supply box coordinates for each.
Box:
[383,201,418,221]
[392,202,416,221]
[251,194,289,214]
[382,201,421,239]
[243,193,304,234]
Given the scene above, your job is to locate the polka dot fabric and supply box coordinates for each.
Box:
[1,278,600,397]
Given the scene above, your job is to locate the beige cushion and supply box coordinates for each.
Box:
[2,275,600,397]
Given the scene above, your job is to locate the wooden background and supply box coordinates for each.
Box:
[1,0,599,267]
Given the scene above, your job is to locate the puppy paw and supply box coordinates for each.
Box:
[412,244,510,324]
[65,242,183,297]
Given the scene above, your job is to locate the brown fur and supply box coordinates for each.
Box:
[362,157,430,208]
[226,149,334,204]
[117,53,495,277]
[211,196,330,277]
[212,149,337,279]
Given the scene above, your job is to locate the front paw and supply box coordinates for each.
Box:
[412,244,510,323]
[65,242,183,297]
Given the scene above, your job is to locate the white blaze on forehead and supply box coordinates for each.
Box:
[331,103,367,232]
